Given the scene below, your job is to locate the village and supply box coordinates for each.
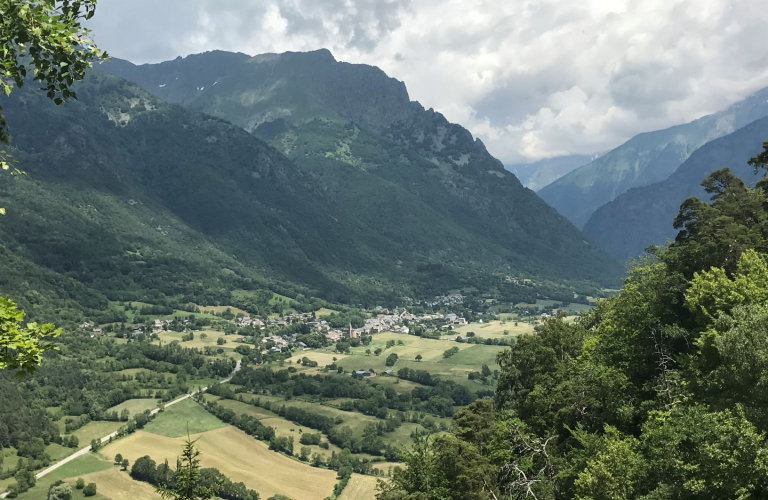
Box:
[252,309,469,353]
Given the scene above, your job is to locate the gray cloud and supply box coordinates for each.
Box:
[88,0,768,163]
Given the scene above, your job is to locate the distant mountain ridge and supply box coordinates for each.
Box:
[582,117,768,260]
[100,49,622,289]
[104,49,413,132]
[539,86,768,228]
[508,154,599,192]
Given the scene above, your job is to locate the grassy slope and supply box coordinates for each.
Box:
[143,399,227,437]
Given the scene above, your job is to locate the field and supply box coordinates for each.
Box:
[561,303,594,314]
[143,399,227,437]
[261,416,344,459]
[339,474,379,500]
[217,399,278,419]
[157,329,233,351]
[287,351,343,374]
[197,304,249,316]
[76,468,161,500]
[70,421,124,445]
[109,301,222,323]
[235,393,451,451]
[101,427,337,500]
[11,453,113,500]
[215,399,343,458]
[239,394,379,435]
[333,333,507,385]
[514,299,561,308]
[315,307,338,317]
[45,442,75,462]
[107,398,160,415]
[368,377,425,394]
[453,320,533,338]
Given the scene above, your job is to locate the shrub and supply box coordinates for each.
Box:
[83,483,97,497]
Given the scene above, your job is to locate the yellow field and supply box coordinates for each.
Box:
[453,320,534,338]
[259,417,343,459]
[158,329,231,350]
[288,351,345,368]
[76,467,162,500]
[101,427,336,500]
[365,332,474,362]
[339,474,380,500]
[241,395,378,434]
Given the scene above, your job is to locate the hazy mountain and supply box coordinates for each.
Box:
[508,154,598,192]
[101,49,622,289]
[539,86,768,228]
[582,117,768,260]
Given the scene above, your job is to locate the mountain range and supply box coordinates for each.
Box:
[0,49,621,319]
[507,154,598,192]
[583,117,768,260]
[538,86,768,228]
[99,50,621,281]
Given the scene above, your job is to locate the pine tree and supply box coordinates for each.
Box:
[156,436,218,500]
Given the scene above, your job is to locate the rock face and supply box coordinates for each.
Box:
[106,49,413,132]
[583,117,768,260]
[539,86,768,229]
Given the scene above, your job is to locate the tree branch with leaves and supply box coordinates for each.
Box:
[1,0,107,202]
[0,0,104,375]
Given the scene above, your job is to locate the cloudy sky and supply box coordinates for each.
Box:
[88,0,768,164]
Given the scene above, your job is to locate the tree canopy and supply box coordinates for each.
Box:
[378,141,768,499]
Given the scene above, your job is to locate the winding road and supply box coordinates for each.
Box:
[0,359,241,499]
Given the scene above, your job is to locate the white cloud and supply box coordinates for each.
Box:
[89,0,768,162]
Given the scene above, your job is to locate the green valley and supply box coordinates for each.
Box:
[4,3,768,500]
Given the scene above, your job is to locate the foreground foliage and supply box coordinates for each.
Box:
[0,297,60,374]
[0,0,104,375]
[378,143,768,499]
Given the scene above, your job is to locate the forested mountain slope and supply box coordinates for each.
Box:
[583,117,768,260]
[0,66,618,323]
[539,86,768,228]
[0,73,386,317]
[102,49,622,288]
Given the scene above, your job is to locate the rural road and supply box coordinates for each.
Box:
[0,359,241,499]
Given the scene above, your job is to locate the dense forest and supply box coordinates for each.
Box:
[377,144,768,499]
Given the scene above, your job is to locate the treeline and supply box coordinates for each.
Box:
[202,401,276,442]
[231,367,480,417]
[200,397,378,472]
[130,455,259,500]
[396,368,435,386]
